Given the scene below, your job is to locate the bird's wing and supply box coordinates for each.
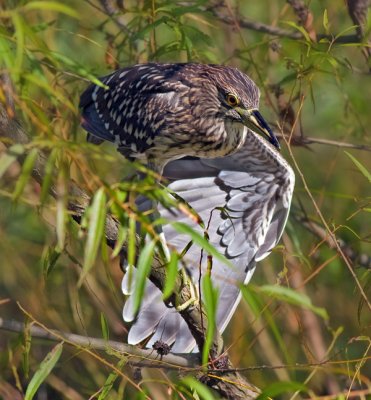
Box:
[79,64,187,154]
[123,147,295,353]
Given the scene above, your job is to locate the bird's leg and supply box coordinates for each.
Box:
[175,267,199,311]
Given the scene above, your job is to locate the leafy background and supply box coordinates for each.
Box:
[0,0,370,399]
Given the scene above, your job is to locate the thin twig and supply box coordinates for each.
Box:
[275,132,371,151]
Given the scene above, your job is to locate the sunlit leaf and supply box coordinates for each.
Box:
[171,222,234,269]
[111,224,127,258]
[97,359,126,400]
[181,376,216,400]
[258,285,329,320]
[100,312,109,341]
[24,343,63,400]
[202,274,218,366]
[40,148,58,206]
[256,381,307,399]
[79,187,107,285]
[42,245,61,277]
[132,240,157,315]
[0,144,24,179]
[283,21,312,43]
[344,151,371,183]
[162,251,179,300]
[13,148,39,201]
[22,2,79,18]
[323,9,330,35]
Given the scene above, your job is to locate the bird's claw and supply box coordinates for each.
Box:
[175,268,199,312]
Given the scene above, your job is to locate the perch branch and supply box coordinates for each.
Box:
[0,317,199,369]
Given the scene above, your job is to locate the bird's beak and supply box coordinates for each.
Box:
[238,108,280,150]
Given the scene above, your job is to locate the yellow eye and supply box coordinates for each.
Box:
[226,93,239,107]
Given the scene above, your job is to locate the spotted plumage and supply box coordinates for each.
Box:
[80,63,278,171]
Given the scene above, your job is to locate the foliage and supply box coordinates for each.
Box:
[0,0,370,399]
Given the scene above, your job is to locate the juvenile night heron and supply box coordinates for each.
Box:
[80,63,294,352]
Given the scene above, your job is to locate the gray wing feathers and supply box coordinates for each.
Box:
[122,151,294,352]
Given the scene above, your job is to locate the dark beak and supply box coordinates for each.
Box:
[239,108,280,150]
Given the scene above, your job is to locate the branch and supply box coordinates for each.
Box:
[275,132,371,152]
[208,1,360,44]
[346,0,371,62]
[0,101,260,399]
[0,317,199,369]
[287,0,317,41]
[294,214,371,270]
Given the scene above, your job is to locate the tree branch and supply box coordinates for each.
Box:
[208,1,361,44]
[0,317,199,369]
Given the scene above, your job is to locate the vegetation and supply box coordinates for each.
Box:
[0,0,370,399]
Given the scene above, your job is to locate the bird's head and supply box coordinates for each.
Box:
[208,65,281,150]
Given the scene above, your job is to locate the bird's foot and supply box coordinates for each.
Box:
[175,268,199,312]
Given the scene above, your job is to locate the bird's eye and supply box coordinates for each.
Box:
[226,93,239,107]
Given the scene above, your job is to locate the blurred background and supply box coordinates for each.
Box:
[0,0,370,398]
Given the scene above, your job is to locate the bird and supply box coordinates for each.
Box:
[79,63,294,353]
[79,63,280,174]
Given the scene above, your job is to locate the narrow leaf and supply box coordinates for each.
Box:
[0,144,24,179]
[56,169,67,251]
[111,224,127,258]
[259,285,328,319]
[172,222,234,269]
[323,9,330,35]
[24,343,63,400]
[256,381,307,399]
[132,240,156,315]
[100,313,109,341]
[344,151,371,183]
[13,148,39,201]
[201,274,218,366]
[181,376,215,400]
[162,252,179,300]
[79,187,106,285]
[23,2,79,18]
[40,149,58,205]
[97,359,126,400]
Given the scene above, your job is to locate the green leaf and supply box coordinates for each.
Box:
[22,1,79,18]
[11,12,25,76]
[344,151,371,183]
[171,222,234,269]
[13,148,39,201]
[97,359,126,400]
[282,21,311,43]
[0,144,24,179]
[181,376,216,400]
[79,187,107,285]
[42,246,62,277]
[258,285,328,320]
[24,343,63,400]
[162,251,179,300]
[323,9,330,35]
[127,216,136,268]
[100,313,109,341]
[132,240,157,315]
[201,274,218,366]
[111,224,127,258]
[132,16,170,40]
[40,149,58,206]
[256,381,307,399]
